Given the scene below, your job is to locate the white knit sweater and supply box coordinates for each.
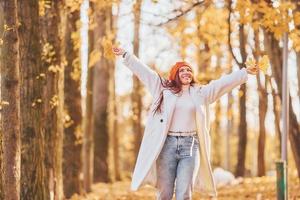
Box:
[168,87,197,133]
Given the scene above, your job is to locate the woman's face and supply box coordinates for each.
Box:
[178,66,193,85]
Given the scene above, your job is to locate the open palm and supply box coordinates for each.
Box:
[112,47,125,56]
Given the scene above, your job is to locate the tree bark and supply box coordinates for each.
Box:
[62,6,83,198]
[236,83,247,177]
[253,29,268,177]
[269,80,282,157]
[132,0,143,160]
[0,0,21,199]
[92,3,112,183]
[83,22,95,191]
[40,1,64,199]
[235,24,248,177]
[0,2,4,198]
[228,1,248,177]
[256,79,267,177]
[17,0,48,199]
[111,10,121,181]
[110,66,121,181]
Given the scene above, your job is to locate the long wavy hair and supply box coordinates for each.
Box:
[153,70,196,114]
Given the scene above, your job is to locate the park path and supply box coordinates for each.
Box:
[70,175,300,200]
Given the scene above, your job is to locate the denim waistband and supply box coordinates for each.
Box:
[167,131,197,137]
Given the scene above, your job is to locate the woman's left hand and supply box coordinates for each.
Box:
[246,64,258,75]
[112,46,126,56]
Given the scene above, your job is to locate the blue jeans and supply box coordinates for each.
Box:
[156,135,199,200]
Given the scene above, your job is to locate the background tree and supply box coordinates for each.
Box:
[83,7,95,191]
[132,0,143,159]
[62,1,83,197]
[228,0,248,177]
[91,1,113,183]
[253,28,268,176]
[18,0,48,199]
[109,4,121,181]
[40,0,64,198]
[0,1,4,198]
[0,0,21,199]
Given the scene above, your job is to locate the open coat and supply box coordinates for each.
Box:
[123,53,248,197]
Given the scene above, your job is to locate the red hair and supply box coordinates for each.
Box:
[169,61,193,81]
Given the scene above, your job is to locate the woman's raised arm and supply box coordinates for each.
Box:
[200,66,258,104]
[112,47,162,97]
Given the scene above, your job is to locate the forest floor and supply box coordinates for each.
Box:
[70,174,300,200]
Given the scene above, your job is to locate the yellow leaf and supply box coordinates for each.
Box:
[245,58,256,68]
[294,12,300,26]
[50,95,59,109]
[88,50,101,68]
[101,35,116,61]
[252,21,260,31]
[4,24,8,31]
[258,55,269,74]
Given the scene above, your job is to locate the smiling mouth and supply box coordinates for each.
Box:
[182,75,191,79]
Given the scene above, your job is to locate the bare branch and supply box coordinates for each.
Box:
[227,0,243,66]
[154,1,205,27]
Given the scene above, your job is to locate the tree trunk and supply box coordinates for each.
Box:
[83,24,95,191]
[235,24,248,177]
[17,0,48,199]
[253,29,268,177]
[110,11,121,181]
[0,2,4,198]
[132,0,143,159]
[256,78,268,177]
[228,1,248,176]
[40,1,64,199]
[270,80,282,157]
[236,83,247,177]
[264,31,300,180]
[62,6,83,198]
[0,0,21,199]
[110,67,121,181]
[92,3,112,182]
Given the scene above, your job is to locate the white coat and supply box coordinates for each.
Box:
[122,53,248,197]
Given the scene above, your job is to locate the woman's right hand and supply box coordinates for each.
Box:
[112,47,126,56]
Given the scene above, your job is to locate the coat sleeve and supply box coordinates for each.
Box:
[200,68,248,104]
[122,52,162,97]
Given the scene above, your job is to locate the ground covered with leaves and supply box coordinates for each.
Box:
[71,175,300,200]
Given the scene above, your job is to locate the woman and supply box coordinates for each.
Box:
[112,47,258,200]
